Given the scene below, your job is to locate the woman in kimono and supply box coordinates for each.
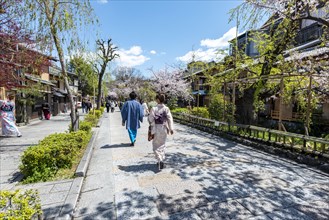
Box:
[148,93,174,170]
[0,94,22,137]
[42,101,51,120]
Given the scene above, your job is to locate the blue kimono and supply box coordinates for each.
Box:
[121,100,144,144]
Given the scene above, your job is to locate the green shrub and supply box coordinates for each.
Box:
[89,109,102,119]
[190,107,210,118]
[100,107,105,113]
[171,108,190,114]
[167,97,178,110]
[0,189,42,219]
[85,114,98,127]
[208,94,225,121]
[79,121,92,133]
[20,130,91,183]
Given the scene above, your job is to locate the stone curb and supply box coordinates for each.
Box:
[58,177,84,220]
[75,129,99,177]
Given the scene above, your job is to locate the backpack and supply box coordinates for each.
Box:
[154,109,167,124]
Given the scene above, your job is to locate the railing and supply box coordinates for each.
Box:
[173,113,329,160]
[270,110,303,121]
[295,24,323,46]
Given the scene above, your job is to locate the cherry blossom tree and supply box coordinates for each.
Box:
[150,68,191,101]
[109,66,146,100]
[237,0,329,29]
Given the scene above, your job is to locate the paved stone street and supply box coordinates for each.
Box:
[73,109,329,219]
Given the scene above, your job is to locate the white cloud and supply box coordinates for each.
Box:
[116,46,150,67]
[123,46,143,56]
[200,27,237,48]
[177,27,236,63]
[97,0,108,4]
[150,50,157,55]
[178,48,226,63]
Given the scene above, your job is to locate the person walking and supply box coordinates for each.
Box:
[148,93,174,170]
[141,100,149,116]
[82,100,86,113]
[121,91,144,146]
[86,100,92,113]
[106,101,110,113]
[42,100,51,120]
[0,94,22,137]
[110,100,115,113]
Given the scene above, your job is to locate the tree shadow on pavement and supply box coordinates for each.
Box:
[80,123,329,219]
[74,202,115,219]
[118,164,159,174]
[101,143,132,149]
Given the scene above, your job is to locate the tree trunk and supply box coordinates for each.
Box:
[235,87,256,125]
[51,30,77,131]
[97,74,102,109]
[96,64,106,110]
[43,3,78,131]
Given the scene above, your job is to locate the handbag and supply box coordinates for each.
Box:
[148,126,154,141]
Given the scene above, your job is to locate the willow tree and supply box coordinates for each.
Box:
[242,0,329,28]
[94,38,119,109]
[23,0,95,131]
[225,0,329,125]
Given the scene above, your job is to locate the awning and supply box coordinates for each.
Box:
[57,89,68,95]
[53,91,65,97]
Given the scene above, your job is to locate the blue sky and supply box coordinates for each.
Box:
[88,0,244,77]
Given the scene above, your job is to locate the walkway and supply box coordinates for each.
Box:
[73,109,329,219]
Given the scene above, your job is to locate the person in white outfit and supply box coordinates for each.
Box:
[148,93,174,170]
[141,100,149,116]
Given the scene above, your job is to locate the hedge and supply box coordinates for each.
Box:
[19,130,91,183]
[0,189,42,219]
[190,107,210,118]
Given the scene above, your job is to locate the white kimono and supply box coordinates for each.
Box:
[148,104,174,162]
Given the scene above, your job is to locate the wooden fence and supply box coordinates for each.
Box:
[173,112,329,160]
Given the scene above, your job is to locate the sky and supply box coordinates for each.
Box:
[87,0,244,77]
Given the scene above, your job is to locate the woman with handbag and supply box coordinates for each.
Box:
[148,93,174,170]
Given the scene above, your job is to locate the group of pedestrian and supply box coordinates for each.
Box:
[121,91,174,171]
[0,94,22,137]
[82,100,92,113]
[106,100,116,113]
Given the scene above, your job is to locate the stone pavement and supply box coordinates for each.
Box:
[0,111,87,219]
[73,109,329,219]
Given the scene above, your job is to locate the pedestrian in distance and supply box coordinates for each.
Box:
[121,91,144,146]
[82,100,86,113]
[0,94,22,137]
[42,100,51,120]
[141,100,149,116]
[148,93,174,170]
[86,100,92,113]
[110,100,115,113]
[106,101,110,113]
